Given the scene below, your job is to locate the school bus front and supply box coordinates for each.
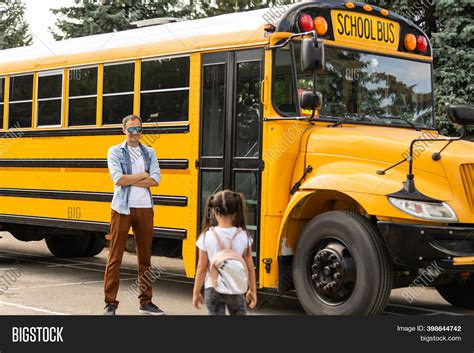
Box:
[259,1,474,315]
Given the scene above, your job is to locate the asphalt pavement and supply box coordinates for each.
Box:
[0,231,472,316]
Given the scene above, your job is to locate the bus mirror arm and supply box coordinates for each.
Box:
[377,127,466,198]
[290,165,313,195]
[431,104,472,161]
[378,103,471,179]
[264,30,316,50]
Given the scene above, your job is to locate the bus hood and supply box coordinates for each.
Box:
[306,124,474,178]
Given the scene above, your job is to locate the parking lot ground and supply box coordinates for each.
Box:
[0,232,472,316]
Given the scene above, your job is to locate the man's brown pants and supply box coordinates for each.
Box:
[104,208,154,307]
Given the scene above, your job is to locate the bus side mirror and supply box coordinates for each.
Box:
[301,38,325,73]
[446,104,474,127]
[300,91,322,110]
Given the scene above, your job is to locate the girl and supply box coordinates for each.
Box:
[192,190,257,315]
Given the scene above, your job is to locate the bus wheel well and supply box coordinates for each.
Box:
[281,190,370,253]
[277,190,371,292]
[2,224,48,242]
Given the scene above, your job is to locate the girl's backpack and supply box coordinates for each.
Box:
[207,227,249,295]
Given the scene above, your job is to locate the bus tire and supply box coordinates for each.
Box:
[293,211,393,315]
[45,234,90,258]
[81,232,106,257]
[436,279,474,309]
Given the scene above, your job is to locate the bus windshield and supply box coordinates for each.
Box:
[273,43,435,129]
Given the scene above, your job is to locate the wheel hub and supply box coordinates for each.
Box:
[310,240,356,304]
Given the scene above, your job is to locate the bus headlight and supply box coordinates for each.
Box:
[388,197,458,222]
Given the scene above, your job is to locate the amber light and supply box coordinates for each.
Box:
[381,9,389,16]
[404,33,417,52]
[298,13,314,32]
[417,35,428,53]
[314,16,328,36]
[345,2,355,9]
[363,4,373,12]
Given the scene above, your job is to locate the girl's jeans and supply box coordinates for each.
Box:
[205,288,247,315]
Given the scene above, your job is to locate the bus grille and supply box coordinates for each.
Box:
[460,164,474,212]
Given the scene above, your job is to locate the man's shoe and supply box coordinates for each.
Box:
[139,302,164,315]
[103,304,117,316]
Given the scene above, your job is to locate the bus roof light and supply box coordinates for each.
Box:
[314,16,328,36]
[417,35,428,53]
[404,33,417,52]
[380,9,389,16]
[298,13,314,32]
[363,4,373,12]
[345,2,355,9]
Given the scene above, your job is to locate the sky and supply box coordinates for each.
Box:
[25,0,76,44]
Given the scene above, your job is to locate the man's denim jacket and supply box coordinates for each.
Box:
[107,140,161,215]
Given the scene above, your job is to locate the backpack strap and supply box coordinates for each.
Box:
[226,227,243,250]
[231,227,243,242]
[209,227,225,250]
[210,227,243,250]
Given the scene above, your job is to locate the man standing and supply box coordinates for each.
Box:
[103,115,163,315]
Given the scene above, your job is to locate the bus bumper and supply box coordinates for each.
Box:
[377,221,474,270]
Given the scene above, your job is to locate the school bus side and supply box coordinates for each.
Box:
[0,10,274,280]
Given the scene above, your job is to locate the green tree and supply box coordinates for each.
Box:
[184,0,297,19]
[431,0,473,138]
[51,0,298,39]
[0,0,31,49]
[50,0,186,40]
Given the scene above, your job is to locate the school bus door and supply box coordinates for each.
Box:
[198,49,264,277]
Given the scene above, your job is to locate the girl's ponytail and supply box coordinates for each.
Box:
[232,192,248,231]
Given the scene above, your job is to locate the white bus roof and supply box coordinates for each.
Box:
[0,7,278,73]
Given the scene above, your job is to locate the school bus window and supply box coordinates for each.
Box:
[0,77,4,129]
[273,45,298,116]
[202,64,225,157]
[316,48,434,127]
[103,62,135,125]
[293,43,314,91]
[235,61,261,158]
[37,71,63,127]
[9,74,33,129]
[68,67,98,126]
[273,44,434,129]
[199,169,224,220]
[235,170,258,240]
[140,56,190,123]
[273,42,314,117]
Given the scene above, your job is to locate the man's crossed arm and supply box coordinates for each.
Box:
[116,173,158,188]
[108,147,161,188]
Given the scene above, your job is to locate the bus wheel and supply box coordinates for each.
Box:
[125,235,136,254]
[436,279,474,309]
[80,232,106,257]
[45,234,90,258]
[293,211,393,315]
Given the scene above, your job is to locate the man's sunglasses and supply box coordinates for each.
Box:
[127,127,143,134]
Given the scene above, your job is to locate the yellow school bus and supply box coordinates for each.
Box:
[1,1,473,315]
